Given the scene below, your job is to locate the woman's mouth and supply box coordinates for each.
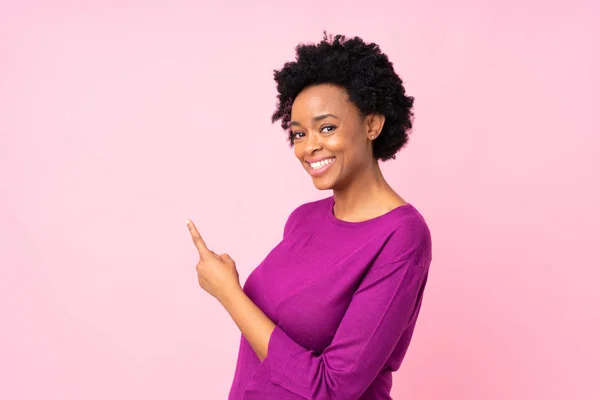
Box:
[307,157,336,176]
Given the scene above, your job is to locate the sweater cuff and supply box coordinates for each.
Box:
[268,325,311,398]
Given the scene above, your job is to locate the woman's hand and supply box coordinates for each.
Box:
[186,218,241,303]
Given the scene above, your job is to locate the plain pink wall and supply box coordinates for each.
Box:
[1,1,598,399]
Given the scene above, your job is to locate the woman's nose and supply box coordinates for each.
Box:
[304,132,322,154]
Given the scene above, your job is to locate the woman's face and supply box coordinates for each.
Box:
[290,83,383,190]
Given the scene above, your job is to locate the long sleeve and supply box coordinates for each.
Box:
[264,255,428,400]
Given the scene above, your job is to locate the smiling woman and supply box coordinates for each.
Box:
[288,83,390,187]
[192,32,432,400]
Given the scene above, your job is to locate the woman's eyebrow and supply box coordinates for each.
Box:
[290,113,340,126]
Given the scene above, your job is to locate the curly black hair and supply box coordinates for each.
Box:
[271,32,415,162]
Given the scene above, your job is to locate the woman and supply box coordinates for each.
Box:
[186,32,432,400]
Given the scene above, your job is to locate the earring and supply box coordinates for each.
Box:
[370,135,375,139]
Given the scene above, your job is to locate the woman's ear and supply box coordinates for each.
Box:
[366,113,385,140]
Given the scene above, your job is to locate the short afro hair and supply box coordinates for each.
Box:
[271,32,415,162]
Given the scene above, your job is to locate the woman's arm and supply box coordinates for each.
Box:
[220,288,276,362]
[218,203,300,361]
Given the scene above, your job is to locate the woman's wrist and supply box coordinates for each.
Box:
[218,285,245,309]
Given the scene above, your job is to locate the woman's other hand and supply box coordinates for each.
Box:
[186,218,241,303]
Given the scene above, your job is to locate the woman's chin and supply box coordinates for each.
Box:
[311,177,335,191]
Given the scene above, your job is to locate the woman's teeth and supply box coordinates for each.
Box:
[310,158,334,169]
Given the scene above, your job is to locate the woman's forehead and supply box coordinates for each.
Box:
[291,85,354,118]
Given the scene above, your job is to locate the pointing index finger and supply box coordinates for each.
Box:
[186,219,211,258]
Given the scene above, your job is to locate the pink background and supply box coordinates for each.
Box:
[1,1,598,399]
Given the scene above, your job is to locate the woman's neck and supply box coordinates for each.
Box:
[332,161,404,222]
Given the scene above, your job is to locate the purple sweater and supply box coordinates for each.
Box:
[228,196,432,400]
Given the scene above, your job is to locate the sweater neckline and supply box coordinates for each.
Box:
[325,195,414,227]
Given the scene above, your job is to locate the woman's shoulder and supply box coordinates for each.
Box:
[288,196,330,218]
[282,196,331,237]
[375,204,432,267]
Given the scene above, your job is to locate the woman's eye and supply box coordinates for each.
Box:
[292,132,305,140]
[321,125,336,133]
